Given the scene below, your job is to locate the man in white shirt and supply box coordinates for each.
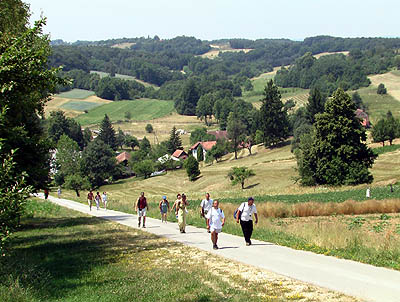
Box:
[236,197,258,246]
[206,200,225,250]
[200,193,213,232]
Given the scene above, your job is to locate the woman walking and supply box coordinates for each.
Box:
[95,192,101,210]
[175,193,189,233]
[159,195,170,223]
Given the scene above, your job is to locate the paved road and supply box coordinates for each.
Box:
[39,194,400,302]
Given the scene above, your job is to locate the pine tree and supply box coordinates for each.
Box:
[167,126,183,154]
[98,114,117,150]
[184,155,200,181]
[258,80,289,147]
[305,88,326,124]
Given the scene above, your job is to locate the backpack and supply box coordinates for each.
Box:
[233,203,245,220]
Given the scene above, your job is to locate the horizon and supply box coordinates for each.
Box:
[27,0,400,43]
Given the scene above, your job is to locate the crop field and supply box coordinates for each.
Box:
[56,88,95,99]
[44,95,111,118]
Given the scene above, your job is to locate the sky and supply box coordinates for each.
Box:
[26,0,400,42]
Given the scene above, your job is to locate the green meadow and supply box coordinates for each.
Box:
[74,98,175,125]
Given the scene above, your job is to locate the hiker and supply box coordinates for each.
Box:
[136,192,148,228]
[175,193,189,233]
[200,192,213,232]
[236,197,258,246]
[206,200,225,250]
[87,190,94,211]
[95,192,101,210]
[44,188,49,200]
[57,186,62,198]
[102,192,108,210]
[159,195,170,223]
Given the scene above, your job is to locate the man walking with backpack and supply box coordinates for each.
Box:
[236,197,258,246]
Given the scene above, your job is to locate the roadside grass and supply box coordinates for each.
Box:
[74,98,175,126]
[56,88,95,99]
[1,199,350,302]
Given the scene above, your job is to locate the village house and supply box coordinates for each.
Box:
[190,141,217,160]
[116,151,131,165]
[355,109,370,128]
[171,149,188,160]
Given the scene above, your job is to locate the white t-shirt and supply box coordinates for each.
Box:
[102,194,107,202]
[206,207,225,229]
[200,198,213,213]
[240,202,257,221]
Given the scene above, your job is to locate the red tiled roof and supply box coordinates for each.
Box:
[201,141,217,151]
[172,149,187,158]
[116,151,131,163]
[190,141,218,151]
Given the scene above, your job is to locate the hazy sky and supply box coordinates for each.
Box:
[27,0,399,42]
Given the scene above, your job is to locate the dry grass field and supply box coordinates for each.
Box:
[313,51,349,59]
[200,43,253,59]
[369,71,400,103]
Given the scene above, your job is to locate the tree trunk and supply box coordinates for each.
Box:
[241,181,244,189]
[75,189,80,197]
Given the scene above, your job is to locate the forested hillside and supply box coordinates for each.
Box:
[50,35,400,112]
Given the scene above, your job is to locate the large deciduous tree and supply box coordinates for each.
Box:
[0,0,64,188]
[227,111,246,159]
[258,80,289,147]
[175,79,199,115]
[296,88,376,186]
[184,155,200,181]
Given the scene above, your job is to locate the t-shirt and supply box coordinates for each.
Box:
[239,202,257,221]
[137,196,147,209]
[206,207,225,229]
[87,192,94,200]
[102,194,107,201]
[200,198,213,213]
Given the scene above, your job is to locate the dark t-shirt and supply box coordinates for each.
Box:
[137,196,147,209]
[87,192,94,200]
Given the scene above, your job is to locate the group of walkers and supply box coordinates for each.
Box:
[87,191,108,211]
[134,191,258,250]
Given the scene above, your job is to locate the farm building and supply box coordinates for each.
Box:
[355,109,370,128]
[171,149,188,160]
[116,151,131,164]
[190,141,217,160]
[208,130,228,140]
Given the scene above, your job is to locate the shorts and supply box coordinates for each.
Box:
[138,209,146,217]
[210,227,222,233]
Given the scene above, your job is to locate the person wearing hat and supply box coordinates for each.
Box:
[159,195,170,223]
[235,197,258,246]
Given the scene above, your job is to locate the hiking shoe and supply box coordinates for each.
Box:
[246,242,250,246]
[142,225,146,228]
[182,230,186,233]
[249,240,252,245]
[213,245,218,250]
